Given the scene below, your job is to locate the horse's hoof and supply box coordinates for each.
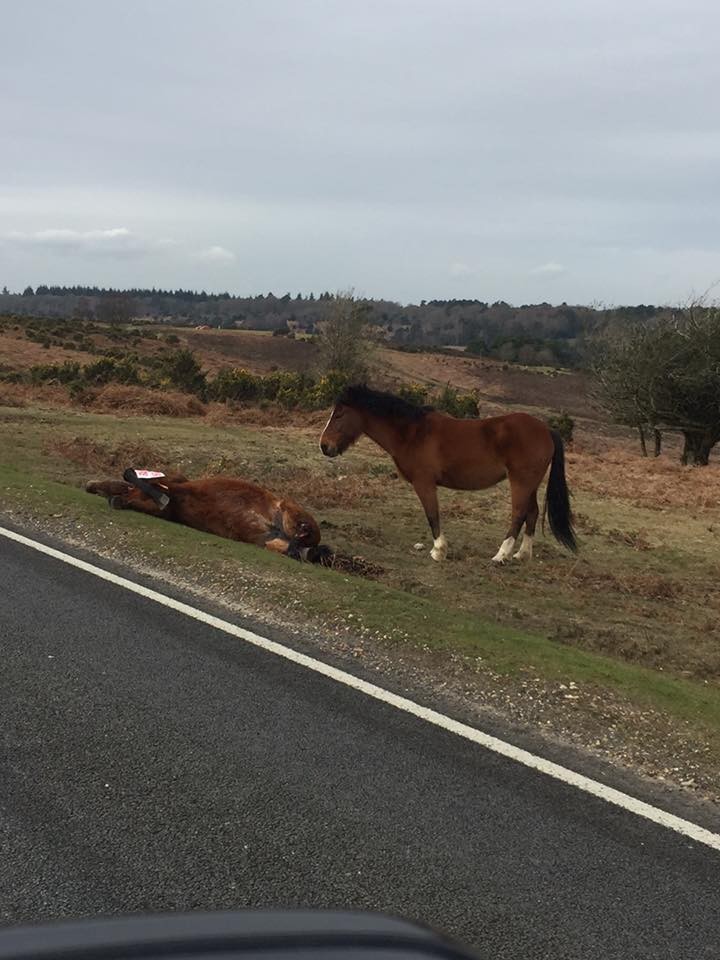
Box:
[430,534,448,562]
[109,496,125,510]
[513,538,534,562]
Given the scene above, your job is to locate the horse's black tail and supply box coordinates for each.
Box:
[544,430,577,553]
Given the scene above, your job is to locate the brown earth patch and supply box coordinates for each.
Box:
[182,329,319,374]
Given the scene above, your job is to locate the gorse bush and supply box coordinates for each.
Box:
[209,367,262,403]
[22,346,482,418]
[208,368,351,410]
[155,349,208,397]
[434,383,480,418]
[398,382,430,406]
[397,381,478,417]
[82,356,140,385]
[29,361,82,385]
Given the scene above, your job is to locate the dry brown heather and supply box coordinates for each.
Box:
[0,320,592,415]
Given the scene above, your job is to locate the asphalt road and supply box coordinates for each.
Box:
[1,532,719,959]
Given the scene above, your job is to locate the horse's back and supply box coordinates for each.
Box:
[426,410,553,489]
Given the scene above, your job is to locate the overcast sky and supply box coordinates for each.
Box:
[2,0,719,304]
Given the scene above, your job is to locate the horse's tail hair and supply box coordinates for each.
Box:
[543,430,577,553]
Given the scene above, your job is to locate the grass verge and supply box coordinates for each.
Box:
[1,449,718,751]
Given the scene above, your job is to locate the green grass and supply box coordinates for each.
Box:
[1,457,718,728]
[1,403,719,760]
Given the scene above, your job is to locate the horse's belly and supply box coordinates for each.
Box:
[179,495,271,545]
[439,464,506,490]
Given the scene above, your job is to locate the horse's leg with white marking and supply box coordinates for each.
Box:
[492,536,516,564]
[493,478,529,564]
[514,489,539,561]
[265,537,293,556]
[413,480,447,561]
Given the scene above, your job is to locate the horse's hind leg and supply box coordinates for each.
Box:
[513,489,539,561]
[492,477,532,564]
[264,536,304,560]
[86,480,132,504]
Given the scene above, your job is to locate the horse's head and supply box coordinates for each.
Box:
[319,402,364,458]
[279,501,322,552]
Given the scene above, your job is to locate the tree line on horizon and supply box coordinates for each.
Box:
[0,283,669,370]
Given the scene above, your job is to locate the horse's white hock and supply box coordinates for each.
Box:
[430,533,448,562]
[492,536,516,564]
[513,534,533,561]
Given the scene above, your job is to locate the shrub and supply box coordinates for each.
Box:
[208,368,349,410]
[29,361,82,385]
[83,355,140,386]
[434,383,479,418]
[398,382,430,406]
[309,371,351,408]
[262,371,316,407]
[209,367,262,403]
[546,410,574,442]
[157,349,207,397]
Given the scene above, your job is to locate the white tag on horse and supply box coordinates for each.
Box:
[134,470,165,480]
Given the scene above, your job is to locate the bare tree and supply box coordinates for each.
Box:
[316,290,377,382]
[591,304,720,465]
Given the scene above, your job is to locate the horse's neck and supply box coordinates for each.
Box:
[362,414,404,459]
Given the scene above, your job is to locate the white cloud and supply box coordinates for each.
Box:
[530,262,567,275]
[449,261,476,277]
[195,245,236,263]
[4,227,153,257]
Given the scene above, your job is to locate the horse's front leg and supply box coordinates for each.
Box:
[413,479,447,562]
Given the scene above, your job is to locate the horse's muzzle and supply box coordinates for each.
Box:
[320,442,338,458]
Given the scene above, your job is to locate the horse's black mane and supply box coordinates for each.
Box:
[336,384,432,422]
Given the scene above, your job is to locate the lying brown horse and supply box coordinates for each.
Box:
[86,471,323,560]
[319,384,576,563]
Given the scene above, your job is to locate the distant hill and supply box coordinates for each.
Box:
[0,286,668,369]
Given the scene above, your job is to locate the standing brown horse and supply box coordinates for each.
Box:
[319,384,576,563]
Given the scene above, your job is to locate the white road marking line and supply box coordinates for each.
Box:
[2,522,719,853]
